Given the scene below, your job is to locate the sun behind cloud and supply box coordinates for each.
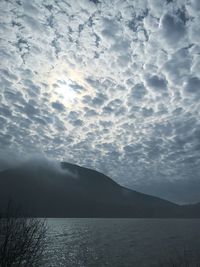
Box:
[52,78,77,104]
[1,0,200,203]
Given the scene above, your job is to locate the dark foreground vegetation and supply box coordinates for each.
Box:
[0,205,47,267]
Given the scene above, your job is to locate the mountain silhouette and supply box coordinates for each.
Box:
[0,161,199,218]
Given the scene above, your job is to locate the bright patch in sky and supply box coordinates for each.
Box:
[54,80,77,104]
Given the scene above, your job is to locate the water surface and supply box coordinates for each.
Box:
[43,218,200,266]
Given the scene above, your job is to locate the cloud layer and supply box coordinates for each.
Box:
[0,0,200,203]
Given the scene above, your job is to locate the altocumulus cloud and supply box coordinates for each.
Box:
[0,0,200,203]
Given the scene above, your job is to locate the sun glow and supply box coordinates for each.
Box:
[40,62,96,109]
[55,80,77,103]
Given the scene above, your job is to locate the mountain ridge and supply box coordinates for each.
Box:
[0,161,199,218]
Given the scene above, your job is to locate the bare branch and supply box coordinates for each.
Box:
[0,204,47,267]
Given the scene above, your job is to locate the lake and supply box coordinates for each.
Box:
[42,218,200,267]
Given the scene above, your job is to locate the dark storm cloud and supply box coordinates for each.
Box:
[69,84,85,93]
[84,107,98,117]
[0,133,13,147]
[0,69,18,81]
[0,0,200,203]
[52,101,65,111]
[23,101,40,116]
[0,106,12,117]
[145,75,167,91]
[22,79,41,97]
[163,48,192,84]
[142,107,154,117]
[101,18,120,39]
[130,84,148,100]
[161,13,186,44]
[70,119,83,127]
[184,77,200,96]
[91,93,107,107]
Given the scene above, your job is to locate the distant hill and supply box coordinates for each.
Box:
[0,161,199,218]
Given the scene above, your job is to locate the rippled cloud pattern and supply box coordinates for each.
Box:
[0,0,200,203]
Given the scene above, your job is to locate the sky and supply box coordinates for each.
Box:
[0,0,200,204]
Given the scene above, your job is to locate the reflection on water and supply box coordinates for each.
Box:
[42,218,200,267]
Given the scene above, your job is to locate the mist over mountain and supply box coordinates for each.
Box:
[0,160,199,218]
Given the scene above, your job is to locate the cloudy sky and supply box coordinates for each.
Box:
[0,0,200,204]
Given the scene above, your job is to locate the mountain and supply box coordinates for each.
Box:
[0,161,199,218]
